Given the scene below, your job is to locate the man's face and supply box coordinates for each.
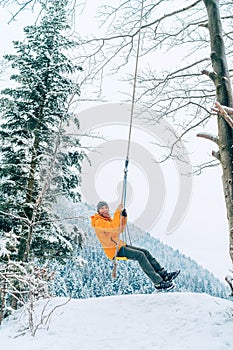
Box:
[98,205,109,217]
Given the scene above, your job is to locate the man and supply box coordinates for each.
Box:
[91,201,180,291]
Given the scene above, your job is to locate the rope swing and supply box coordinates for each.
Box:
[112,0,144,278]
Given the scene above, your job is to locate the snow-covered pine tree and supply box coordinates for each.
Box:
[0,0,84,263]
[0,0,84,317]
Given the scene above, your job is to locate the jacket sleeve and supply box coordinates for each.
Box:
[95,209,127,231]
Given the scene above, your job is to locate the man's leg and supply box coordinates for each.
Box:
[127,245,180,281]
[125,245,167,277]
[117,245,163,285]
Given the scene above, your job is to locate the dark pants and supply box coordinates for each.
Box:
[117,244,165,285]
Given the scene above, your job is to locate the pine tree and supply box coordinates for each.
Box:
[0,0,85,318]
[0,0,84,263]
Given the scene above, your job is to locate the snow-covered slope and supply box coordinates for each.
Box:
[1,293,233,350]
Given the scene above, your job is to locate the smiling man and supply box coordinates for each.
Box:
[91,201,180,291]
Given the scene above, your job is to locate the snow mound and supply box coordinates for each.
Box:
[1,292,233,350]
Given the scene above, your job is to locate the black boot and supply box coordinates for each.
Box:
[163,270,180,282]
[155,280,174,291]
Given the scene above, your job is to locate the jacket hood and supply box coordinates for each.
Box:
[90,213,99,227]
[91,213,110,227]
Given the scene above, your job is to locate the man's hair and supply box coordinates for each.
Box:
[97,201,109,212]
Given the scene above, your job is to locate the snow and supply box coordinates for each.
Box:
[0,238,10,256]
[1,292,233,350]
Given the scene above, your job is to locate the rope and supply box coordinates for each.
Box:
[126,0,144,162]
[112,0,144,278]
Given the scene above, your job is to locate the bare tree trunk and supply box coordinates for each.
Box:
[203,0,233,263]
[17,92,46,262]
[17,133,40,262]
[0,270,7,324]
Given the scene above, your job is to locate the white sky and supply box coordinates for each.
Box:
[0,1,232,282]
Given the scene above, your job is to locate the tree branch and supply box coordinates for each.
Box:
[196,132,219,144]
[225,275,233,296]
[212,150,221,160]
[214,101,233,128]
[193,159,220,175]
[201,69,218,84]
[212,104,233,116]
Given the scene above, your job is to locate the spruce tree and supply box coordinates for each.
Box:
[0,0,84,263]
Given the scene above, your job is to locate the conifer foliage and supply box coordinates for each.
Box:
[0,0,84,318]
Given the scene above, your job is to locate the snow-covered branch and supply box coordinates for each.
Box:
[196,132,219,144]
[212,101,233,128]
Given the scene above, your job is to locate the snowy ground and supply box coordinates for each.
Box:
[1,292,233,350]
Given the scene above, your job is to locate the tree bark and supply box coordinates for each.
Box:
[17,103,44,262]
[203,0,233,263]
[18,62,49,262]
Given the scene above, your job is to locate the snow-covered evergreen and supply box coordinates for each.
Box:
[0,0,84,320]
[0,0,84,261]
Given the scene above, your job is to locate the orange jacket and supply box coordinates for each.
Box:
[91,208,127,260]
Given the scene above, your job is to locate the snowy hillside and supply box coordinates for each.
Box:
[1,293,233,350]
